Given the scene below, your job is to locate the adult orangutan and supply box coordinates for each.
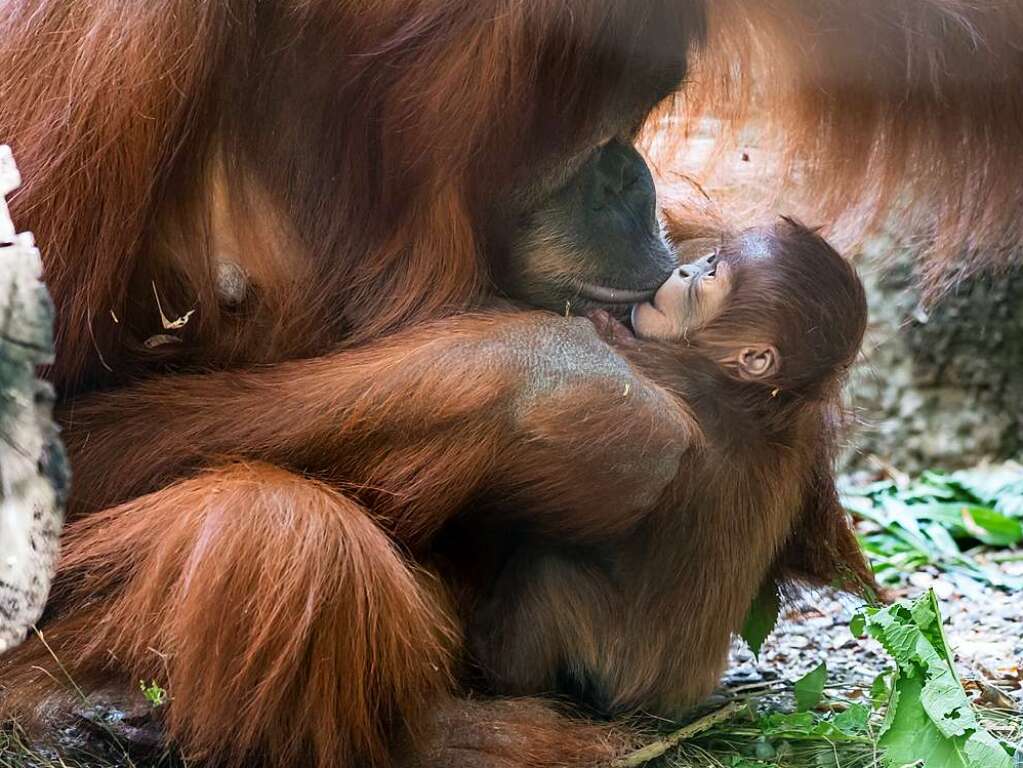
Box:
[1,1,1022,767]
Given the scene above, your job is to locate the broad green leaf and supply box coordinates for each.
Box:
[841,462,1023,591]
[925,523,962,558]
[859,590,1011,768]
[838,478,897,498]
[850,612,868,638]
[910,503,1023,546]
[880,496,925,536]
[741,581,779,658]
[880,673,1011,768]
[962,506,1023,546]
[794,662,828,712]
[896,483,959,502]
[949,465,1023,507]
[995,493,1023,519]
[842,495,880,517]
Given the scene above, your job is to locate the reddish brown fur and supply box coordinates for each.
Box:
[0,0,704,391]
[3,312,694,765]
[654,1,1023,292]
[4,463,458,766]
[471,412,828,712]
[469,221,873,713]
[406,699,629,768]
[0,1,1017,766]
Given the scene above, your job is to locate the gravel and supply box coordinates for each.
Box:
[724,556,1023,707]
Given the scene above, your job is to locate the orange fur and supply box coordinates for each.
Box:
[2,463,458,766]
[652,1,1023,292]
[399,699,627,768]
[0,1,1013,765]
[0,0,705,391]
[469,222,874,716]
[4,311,696,765]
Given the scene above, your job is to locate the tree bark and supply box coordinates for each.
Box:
[0,144,67,654]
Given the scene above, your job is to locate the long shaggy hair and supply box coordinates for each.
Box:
[651,1,1023,292]
[0,2,1017,766]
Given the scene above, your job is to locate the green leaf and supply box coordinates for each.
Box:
[741,581,779,659]
[925,523,962,558]
[962,506,1023,546]
[842,494,880,517]
[880,496,925,536]
[858,590,1012,768]
[842,463,1023,592]
[903,503,1023,546]
[139,679,168,708]
[794,662,828,712]
[850,610,872,638]
[761,711,816,734]
[949,465,1023,508]
[833,703,871,735]
[871,670,893,710]
[995,492,1023,519]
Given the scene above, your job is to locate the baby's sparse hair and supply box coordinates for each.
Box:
[697,217,867,397]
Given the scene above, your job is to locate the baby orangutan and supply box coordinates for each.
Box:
[466,217,872,718]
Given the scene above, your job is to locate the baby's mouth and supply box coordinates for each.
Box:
[630,300,664,331]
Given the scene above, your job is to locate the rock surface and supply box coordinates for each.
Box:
[845,236,1023,473]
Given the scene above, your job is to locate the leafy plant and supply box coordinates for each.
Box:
[140,679,168,708]
[853,590,1014,768]
[741,582,780,658]
[678,591,1021,768]
[793,663,827,712]
[841,462,1023,588]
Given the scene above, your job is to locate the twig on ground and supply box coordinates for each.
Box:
[612,701,745,767]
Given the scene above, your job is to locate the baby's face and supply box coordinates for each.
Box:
[631,242,733,341]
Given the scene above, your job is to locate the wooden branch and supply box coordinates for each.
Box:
[611,701,745,767]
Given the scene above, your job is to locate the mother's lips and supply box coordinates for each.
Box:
[572,280,658,305]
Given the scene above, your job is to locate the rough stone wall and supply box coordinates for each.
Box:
[843,236,1023,473]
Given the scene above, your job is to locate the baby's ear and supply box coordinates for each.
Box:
[736,345,779,381]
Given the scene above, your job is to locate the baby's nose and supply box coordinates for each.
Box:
[677,251,717,279]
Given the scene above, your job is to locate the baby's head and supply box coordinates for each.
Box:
[632,218,867,397]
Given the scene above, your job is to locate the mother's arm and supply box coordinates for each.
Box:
[61,311,696,545]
